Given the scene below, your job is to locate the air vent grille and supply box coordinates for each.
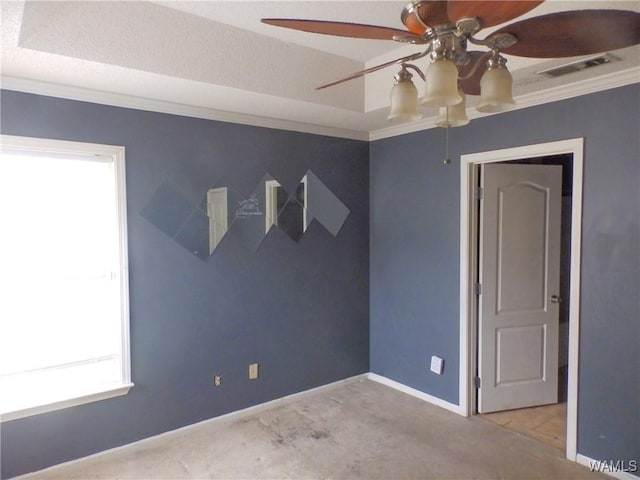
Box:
[537,54,620,78]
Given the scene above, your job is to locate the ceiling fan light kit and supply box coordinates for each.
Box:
[476,56,516,113]
[388,67,423,123]
[262,0,640,128]
[421,57,463,108]
[435,89,470,128]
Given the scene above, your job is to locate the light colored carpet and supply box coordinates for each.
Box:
[20,378,605,479]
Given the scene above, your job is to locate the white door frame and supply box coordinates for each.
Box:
[459,138,584,461]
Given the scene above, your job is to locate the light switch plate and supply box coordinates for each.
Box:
[430,356,444,375]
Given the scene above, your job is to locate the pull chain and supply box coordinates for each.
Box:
[444,107,452,165]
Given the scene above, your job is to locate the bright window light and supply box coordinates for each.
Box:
[0,136,132,421]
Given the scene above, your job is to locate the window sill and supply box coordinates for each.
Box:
[0,383,134,422]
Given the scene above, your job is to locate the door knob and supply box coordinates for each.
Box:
[550,295,561,303]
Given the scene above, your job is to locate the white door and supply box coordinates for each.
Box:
[478,164,562,413]
[207,187,228,254]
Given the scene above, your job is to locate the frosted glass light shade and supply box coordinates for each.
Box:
[387,78,422,123]
[422,59,462,108]
[435,89,469,127]
[477,66,515,113]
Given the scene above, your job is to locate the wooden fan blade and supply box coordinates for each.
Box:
[447,1,544,29]
[458,51,490,96]
[316,51,427,90]
[261,19,409,40]
[402,0,450,35]
[491,10,640,58]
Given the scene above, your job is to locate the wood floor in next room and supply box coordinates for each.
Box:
[481,402,567,451]
[20,380,599,480]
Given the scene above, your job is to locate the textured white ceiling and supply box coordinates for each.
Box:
[2,1,639,139]
[154,1,408,62]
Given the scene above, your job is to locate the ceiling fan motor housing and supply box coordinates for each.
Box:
[429,32,470,66]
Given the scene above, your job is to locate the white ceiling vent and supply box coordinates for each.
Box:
[537,54,621,78]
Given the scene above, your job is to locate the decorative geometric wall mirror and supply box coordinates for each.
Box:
[142,169,349,260]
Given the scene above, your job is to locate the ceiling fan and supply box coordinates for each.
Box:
[262,1,640,127]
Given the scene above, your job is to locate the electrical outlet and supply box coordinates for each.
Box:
[430,356,444,375]
[213,375,222,386]
[249,363,259,380]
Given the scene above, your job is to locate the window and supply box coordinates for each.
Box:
[0,135,132,421]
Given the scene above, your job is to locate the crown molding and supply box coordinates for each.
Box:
[2,68,638,143]
[0,76,369,142]
[369,66,640,141]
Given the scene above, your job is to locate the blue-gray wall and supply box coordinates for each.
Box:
[0,91,370,479]
[370,83,639,471]
[2,84,638,478]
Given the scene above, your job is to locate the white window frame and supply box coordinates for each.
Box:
[0,135,133,422]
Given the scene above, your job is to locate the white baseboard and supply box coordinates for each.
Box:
[12,374,369,479]
[13,373,462,478]
[367,372,465,416]
[576,454,640,479]
[368,375,639,479]
[14,373,633,480]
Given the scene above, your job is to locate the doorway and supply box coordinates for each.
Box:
[459,138,584,461]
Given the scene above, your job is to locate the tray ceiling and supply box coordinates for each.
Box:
[2,1,639,140]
